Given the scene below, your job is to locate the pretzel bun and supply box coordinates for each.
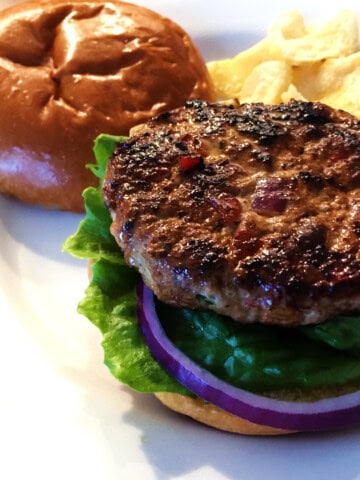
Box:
[0,0,214,211]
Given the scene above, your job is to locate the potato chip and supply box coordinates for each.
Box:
[241,61,291,104]
[269,10,358,64]
[207,10,360,118]
[290,63,322,100]
[207,58,242,99]
[281,84,307,103]
[293,52,360,99]
[320,66,360,118]
[207,38,282,99]
[268,11,308,39]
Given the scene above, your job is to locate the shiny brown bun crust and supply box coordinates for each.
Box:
[0,0,214,211]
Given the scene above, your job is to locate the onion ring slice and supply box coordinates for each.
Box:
[137,281,360,432]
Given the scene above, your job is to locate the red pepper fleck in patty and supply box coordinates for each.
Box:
[179,155,202,171]
[233,229,261,259]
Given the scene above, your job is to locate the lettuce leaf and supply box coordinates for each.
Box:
[158,303,360,393]
[63,134,190,395]
[64,133,360,395]
[79,259,189,394]
[63,134,127,262]
[301,316,360,355]
[62,187,124,262]
[87,134,127,183]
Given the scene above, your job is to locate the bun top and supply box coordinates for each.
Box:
[0,0,214,211]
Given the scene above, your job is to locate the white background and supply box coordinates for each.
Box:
[0,1,359,479]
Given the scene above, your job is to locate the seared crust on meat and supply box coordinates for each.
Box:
[103,100,360,325]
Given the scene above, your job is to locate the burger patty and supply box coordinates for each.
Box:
[103,100,360,326]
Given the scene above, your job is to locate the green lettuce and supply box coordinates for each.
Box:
[63,135,190,395]
[159,303,360,393]
[79,259,189,394]
[63,134,360,395]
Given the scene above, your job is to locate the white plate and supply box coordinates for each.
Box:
[1,1,360,479]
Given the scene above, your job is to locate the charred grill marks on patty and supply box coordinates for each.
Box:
[103,100,360,326]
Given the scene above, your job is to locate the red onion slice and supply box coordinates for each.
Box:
[207,196,242,224]
[136,281,360,432]
[251,177,289,216]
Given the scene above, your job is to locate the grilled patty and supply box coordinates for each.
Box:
[103,100,360,326]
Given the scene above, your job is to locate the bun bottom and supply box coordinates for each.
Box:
[155,393,293,435]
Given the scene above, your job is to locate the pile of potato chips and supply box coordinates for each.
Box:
[207,10,360,118]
